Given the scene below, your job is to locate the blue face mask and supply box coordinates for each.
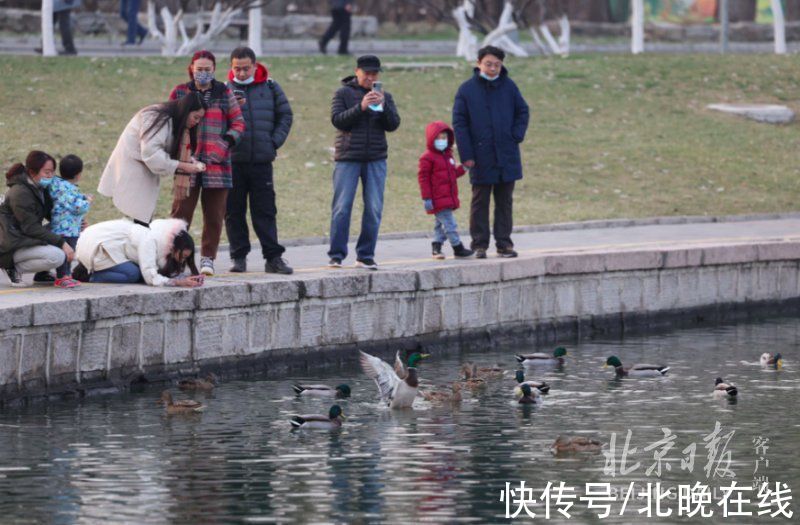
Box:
[38,177,53,188]
[480,72,499,82]
[194,71,215,85]
[434,138,448,151]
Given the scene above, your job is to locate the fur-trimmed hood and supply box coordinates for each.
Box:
[148,218,189,272]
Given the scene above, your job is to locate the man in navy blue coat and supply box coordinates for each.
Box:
[452,46,530,258]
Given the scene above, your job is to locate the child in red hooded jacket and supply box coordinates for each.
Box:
[418,121,475,259]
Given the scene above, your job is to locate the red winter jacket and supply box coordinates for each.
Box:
[417,121,466,214]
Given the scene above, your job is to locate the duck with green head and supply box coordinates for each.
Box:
[760,352,783,370]
[517,384,541,404]
[515,347,567,367]
[513,370,550,396]
[605,356,669,378]
[713,377,738,398]
[292,383,351,399]
[360,350,430,409]
[290,405,346,430]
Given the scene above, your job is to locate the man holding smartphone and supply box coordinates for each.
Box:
[328,55,401,270]
[225,46,294,275]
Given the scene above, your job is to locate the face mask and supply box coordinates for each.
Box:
[38,177,53,188]
[194,71,215,85]
[237,75,255,85]
[434,139,448,151]
[480,72,499,81]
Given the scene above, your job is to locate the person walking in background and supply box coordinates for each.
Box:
[327,55,400,270]
[225,46,294,275]
[417,121,473,260]
[120,0,148,46]
[37,0,80,55]
[169,50,245,277]
[319,0,353,56]
[452,45,529,259]
[46,154,91,288]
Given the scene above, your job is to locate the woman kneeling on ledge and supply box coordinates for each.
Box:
[75,218,203,287]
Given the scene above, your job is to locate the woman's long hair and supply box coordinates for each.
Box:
[6,150,55,183]
[159,229,199,278]
[142,92,207,160]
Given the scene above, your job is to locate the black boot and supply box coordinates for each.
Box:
[453,243,474,258]
[230,258,247,273]
[431,242,445,260]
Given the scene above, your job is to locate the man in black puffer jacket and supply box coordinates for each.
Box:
[226,46,294,275]
[327,55,401,270]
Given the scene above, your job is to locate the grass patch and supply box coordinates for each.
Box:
[1,54,799,242]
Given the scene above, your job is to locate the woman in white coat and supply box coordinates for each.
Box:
[98,93,208,225]
[75,218,203,287]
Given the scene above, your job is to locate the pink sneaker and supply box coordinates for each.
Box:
[54,277,80,289]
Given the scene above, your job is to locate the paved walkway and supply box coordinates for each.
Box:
[2,36,798,57]
[2,215,799,303]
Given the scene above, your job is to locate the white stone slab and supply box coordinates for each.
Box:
[707,103,795,124]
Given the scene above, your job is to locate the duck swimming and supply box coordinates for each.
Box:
[605,356,669,378]
[360,350,429,409]
[760,352,783,370]
[292,384,351,398]
[551,435,604,454]
[517,384,541,405]
[421,382,462,403]
[515,347,567,367]
[713,377,738,398]
[158,390,205,414]
[290,405,345,430]
[178,373,218,392]
[513,370,550,395]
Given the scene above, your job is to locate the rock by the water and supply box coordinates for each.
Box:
[707,103,795,124]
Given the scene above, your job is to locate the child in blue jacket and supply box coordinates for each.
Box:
[45,154,91,287]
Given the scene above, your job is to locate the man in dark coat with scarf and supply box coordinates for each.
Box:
[452,45,530,259]
[226,46,294,275]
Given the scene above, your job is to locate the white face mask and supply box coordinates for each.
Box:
[480,72,499,82]
[434,139,448,151]
[237,75,255,85]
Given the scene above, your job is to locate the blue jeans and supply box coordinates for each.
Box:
[120,0,147,44]
[328,160,387,261]
[90,262,143,284]
[433,209,461,246]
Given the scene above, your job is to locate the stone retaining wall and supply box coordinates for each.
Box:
[1,240,799,405]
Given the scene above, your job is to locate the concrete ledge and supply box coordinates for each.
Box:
[2,237,800,404]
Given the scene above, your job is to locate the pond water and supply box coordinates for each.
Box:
[0,317,798,524]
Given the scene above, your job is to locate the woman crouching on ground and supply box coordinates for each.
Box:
[74,218,203,287]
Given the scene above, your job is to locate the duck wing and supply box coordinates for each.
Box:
[515,353,550,362]
[360,350,400,404]
[173,399,203,409]
[394,350,408,380]
[292,384,333,394]
[631,364,670,374]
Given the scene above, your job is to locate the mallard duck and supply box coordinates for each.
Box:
[292,383,351,398]
[421,382,462,403]
[514,370,550,394]
[551,435,604,454]
[515,347,567,367]
[473,363,505,379]
[760,352,783,370]
[178,373,218,391]
[290,405,345,430]
[713,377,738,398]
[359,350,430,409]
[605,356,669,378]
[517,384,541,404]
[158,390,205,414]
[460,363,486,390]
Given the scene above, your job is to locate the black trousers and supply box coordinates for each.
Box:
[226,162,286,261]
[469,181,515,251]
[320,8,351,54]
[55,10,76,54]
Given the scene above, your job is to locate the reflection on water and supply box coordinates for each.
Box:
[1,318,798,523]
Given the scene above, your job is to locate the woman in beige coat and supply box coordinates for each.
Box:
[98,93,208,225]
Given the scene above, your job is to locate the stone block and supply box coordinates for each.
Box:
[757,242,800,263]
[442,293,461,330]
[299,278,323,298]
[460,290,483,328]
[754,265,780,301]
[33,298,87,326]
[299,304,325,347]
[88,292,142,320]
[319,274,370,298]
[777,264,800,300]
[459,262,502,285]
[499,285,522,322]
[323,302,351,344]
[417,267,460,290]
[248,308,274,354]
[545,253,605,276]
[370,271,417,293]
[598,277,622,315]
[374,298,400,339]
[396,297,421,337]
[553,281,578,317]
[618,274,644,313]
[737,266,759,302]
[110,323,141,370]
[197,282,251,310]
[422,295,444,333]
[139,288,197,314]
[575,278,600,317]
[604,251,662,273]
[80,326,109,374]
[164,319,192,364]
[501,257,546,281]
[249,280,302,304]
[19,333,48,385]
[655,272,680,310]
[49,329,79,381]
[350,301,375,342]
[224,313,249,356]
[480,289,499,326]
[640,274,661,312]
[141,321,165,367]
[707,103,795,124]
[273,305,298,349]
[0,305,31,331]
[193,315,225,360]
[702,245,758,266]
[676,271,703,308]
[661,247,703,269]
[0,336,19,387]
